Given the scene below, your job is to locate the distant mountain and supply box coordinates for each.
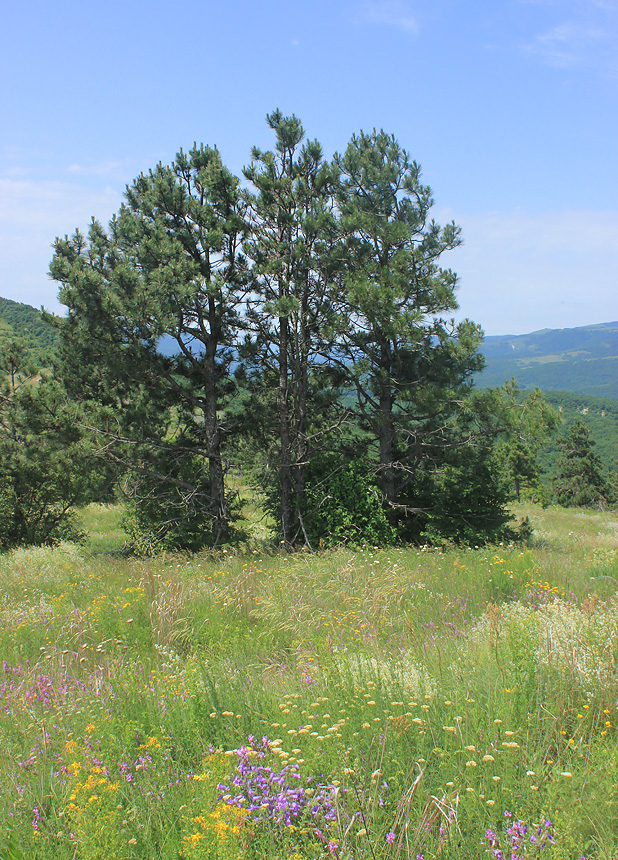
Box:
[0,296,58,367]
[2,295,617,401]
[476,321,618,399]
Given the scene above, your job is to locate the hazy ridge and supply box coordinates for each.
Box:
[477,321,618,398]
[1,295,617,465]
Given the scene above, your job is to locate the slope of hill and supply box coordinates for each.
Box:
[0,296,58,367]
[540,390,618,470]
[477,321,618,398]
[2,294,618,414]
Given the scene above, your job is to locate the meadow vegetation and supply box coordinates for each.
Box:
[1,503,617,859]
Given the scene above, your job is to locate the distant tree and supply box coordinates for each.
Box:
[492,382,559,502]
[50,144,247,548]
[551,419,609,508]
[0,298,59,368]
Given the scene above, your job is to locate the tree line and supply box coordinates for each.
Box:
[1,112,614,552]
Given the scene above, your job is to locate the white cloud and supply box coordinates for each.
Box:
[362,0,419,34]
[438,208,618,335]
[522,0,618,77]
[528,20,605,67]
[66,160,124,177]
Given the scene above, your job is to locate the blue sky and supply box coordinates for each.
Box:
[1,0,616,335]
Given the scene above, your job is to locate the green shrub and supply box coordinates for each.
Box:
[302,456,397,547]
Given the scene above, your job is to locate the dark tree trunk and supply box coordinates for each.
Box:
[279,313,292,546]
[203,296,228,543]
[378,343,396,506]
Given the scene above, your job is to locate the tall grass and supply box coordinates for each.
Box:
[0,504,617,859]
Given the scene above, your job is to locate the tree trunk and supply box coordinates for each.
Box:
[203,297,228,543]
[378,344,396,506]
[279,313,293,546]
[292,271,310,546]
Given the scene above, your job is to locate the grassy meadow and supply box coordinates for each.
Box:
[1,503,617,859]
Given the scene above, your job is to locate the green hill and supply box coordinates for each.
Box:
[540,390,618,471]
[1,296,617,468]
[477,321,618,398]
[0,296,58,368]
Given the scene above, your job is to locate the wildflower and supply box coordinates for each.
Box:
[386,832,396,843]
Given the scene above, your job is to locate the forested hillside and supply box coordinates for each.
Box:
[2,297,617,472]
[477,321,618,398]
[539,390,618,472]
[0,296,58,367]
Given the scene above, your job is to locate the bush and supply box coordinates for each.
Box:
[302,456,397,548]
[0,377,97,551]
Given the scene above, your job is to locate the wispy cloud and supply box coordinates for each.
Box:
[361,0,419,34]
[528,20,608,68]
[522,0,618,77]
[66,160,124,177]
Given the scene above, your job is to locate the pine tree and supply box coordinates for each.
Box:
[0,348,99,550]
[552,419,609,508]
[333,129,489,539]
[243,111,341,546]
[50,145,247,547]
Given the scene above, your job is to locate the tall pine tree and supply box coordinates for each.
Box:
[50,145,247,548]
[552,419,609,508]
[243,111,342,546]
[333,130,488,539]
